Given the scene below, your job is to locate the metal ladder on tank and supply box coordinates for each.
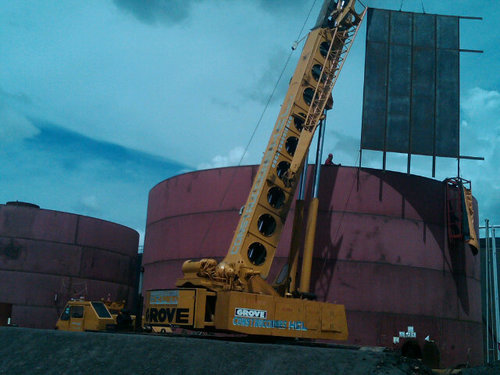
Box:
[444,177,472,245]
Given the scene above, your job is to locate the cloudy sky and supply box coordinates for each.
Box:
[1,0,498,244]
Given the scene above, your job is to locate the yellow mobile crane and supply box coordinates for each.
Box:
[144,0,365,340]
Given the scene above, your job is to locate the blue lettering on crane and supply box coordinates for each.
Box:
[232,317,288,330]
[288,320,308,331]
[231,317,307,331]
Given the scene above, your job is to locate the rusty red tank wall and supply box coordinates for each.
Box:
[0,203,139,329]
[142,166,481,367]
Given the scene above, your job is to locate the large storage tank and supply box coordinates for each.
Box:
[142,165,481,367]
[0,202,140,329]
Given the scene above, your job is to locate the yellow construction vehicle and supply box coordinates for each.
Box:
[144,0,365,340]
[55,299,117,332]
[55,298,135,332]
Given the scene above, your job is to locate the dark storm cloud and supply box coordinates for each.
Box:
[243,48,294,105]
[0,87,32,106]
[256,0,308,14]
[113,0,308,26]
[1,119,189,232]
[325,128,361,164]
[25,121,189,176]
[113,0,201,25]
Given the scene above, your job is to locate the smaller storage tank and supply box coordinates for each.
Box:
[0,202,140,329]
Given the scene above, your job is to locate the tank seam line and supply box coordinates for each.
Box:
[141,257,480,283]
[145,208,439,228]
[332,258,481,282]
[146,209,238,227]
[0,235,137,257]
[0,268,136,286]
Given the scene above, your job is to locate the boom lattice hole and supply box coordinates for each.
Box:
[257,214,276,237]
[286,136,298,156]
[276,161,290,180]
[303,88,315,105]
[293,114,305,132]
[312,64,325,82]
[319,41,331,58]
[247,242,267,266]
[267,187,285,209]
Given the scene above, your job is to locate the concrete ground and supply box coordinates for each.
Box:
[461,362,500,375]
[0,327,490,375]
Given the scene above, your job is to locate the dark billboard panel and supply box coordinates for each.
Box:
[361,8,460,158]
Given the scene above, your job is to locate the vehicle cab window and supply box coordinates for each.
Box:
[60,307,70,321]
[70,305,84,318]
[91,302,112,318]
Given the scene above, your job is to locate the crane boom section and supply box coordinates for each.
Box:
[221,1,365,279]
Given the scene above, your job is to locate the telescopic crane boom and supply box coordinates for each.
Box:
[144,0,365,340]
